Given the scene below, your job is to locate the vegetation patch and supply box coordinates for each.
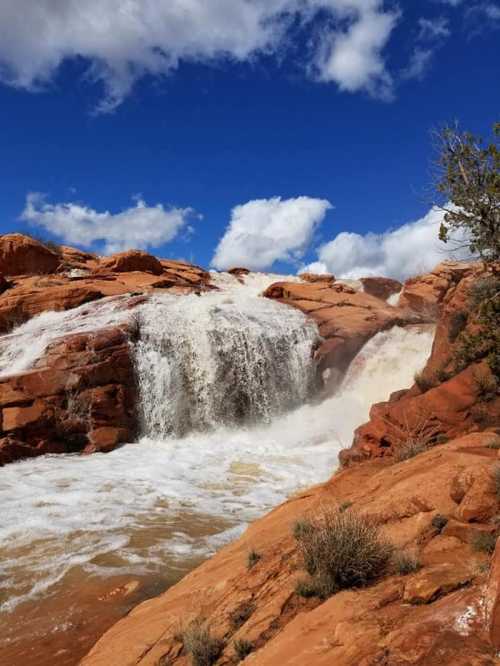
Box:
[393,551,421,575]
[448,310,468,342]
[230,602,255,630]
[183,618,225,666]
[247,549,261,570]
[494,466,500,501]
[293,509,392,600]
[431,514,449,532]
[472,532,497,555]
[414,371,438,393]
[234,639,254,662]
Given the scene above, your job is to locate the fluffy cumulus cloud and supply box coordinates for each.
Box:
[303,206,471,281]
[211,196,332,271]
[21,193,196,254]
[0,0,400,111]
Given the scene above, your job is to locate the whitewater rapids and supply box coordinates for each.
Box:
[0,272,433,618]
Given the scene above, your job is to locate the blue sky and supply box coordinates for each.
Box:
[0,0,498,279]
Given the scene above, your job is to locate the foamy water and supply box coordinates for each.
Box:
[0,302,433,617]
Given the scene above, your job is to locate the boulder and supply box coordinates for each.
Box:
[98,250,164,275]
[0,234,62,276]
[360,276,402,301]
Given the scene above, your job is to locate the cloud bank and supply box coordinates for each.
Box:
[21,193,196,254]
[0,1,400,111]
[211,196,332,271]
[303,206,471,281]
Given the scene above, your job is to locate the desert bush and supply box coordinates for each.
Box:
[294,509,392,599]
[229,602,255,630]
[414,371,437,393]
[183,618,224,666]
[293,519,315,540]
[449,310,468,342]
[233,639,254,662]
[472,532,497,555]
[469,277,500,309]
[431,514,448,531]
[247,550,261,570]
[388,413,439,463]
[393,551,421,575]
[473,368,499,402]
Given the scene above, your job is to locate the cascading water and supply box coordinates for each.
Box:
[0,272,435,665]
[133,288,319,437]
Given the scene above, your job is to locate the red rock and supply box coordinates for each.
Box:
[84,427,129,454]
[0,233,62,276]
[403,563,474,604]
[299,272,336,285]
[360,276,402,300]
[2,400,48,431]
[98,250,164,275]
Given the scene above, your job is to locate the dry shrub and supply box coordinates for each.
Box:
[229,601,255,630]
[472,532,497,555]
[294,509,392,599]
[494,466,500,501]
[247,549,261,570]
[393,551,421,575]
[233,639,254,662]
[183,618,224,666]
[385,413,440,463]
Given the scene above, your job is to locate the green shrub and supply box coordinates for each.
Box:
[233,639,254,662]
[247,550,261,570]
[431,514,448,531]
[469,277,500,309]
[472,532,497,555]
[294,509,392,599]
[449,310,468,342]
[183,618,225,666]
[393,551,421,575]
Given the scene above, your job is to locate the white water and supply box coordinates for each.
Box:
[0,272,434,616]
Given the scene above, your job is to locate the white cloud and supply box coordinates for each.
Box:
[0,1,400,111]
[402,48,434,81]
[302,206,471,280]
[417,17,450,40]
[21,193,196,254]
[315,2,400,100]
[211,196,332,271]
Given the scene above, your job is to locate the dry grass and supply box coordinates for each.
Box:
[182,618,225,666]
[233,639,254,662]
[229,601,255,630]
[393,551,421,575]
[293,509,393,599]
[385,413,440,463]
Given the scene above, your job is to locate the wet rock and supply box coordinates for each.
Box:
[360,276,402,300]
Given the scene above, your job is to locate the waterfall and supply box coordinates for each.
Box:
[133,287,319,437]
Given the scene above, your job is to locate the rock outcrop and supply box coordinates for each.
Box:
[82,431,500,666]
[360,276,402,300]
[264,279,418,384]
[0,234,212,464]
[342,261,499,466]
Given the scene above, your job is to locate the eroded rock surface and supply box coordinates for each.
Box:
[82,432,500,666]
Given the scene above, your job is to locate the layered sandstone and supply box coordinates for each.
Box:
[82,431,500,666]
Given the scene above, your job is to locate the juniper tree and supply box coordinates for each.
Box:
[434,121,500,263]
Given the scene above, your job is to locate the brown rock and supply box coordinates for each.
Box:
[0,234,62,276]
[299,272,336,285]
[228,267,251,276]
[2,400,48,431]
[360,276,402,300]
[85,427,129,454]
[455,467,497,523]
